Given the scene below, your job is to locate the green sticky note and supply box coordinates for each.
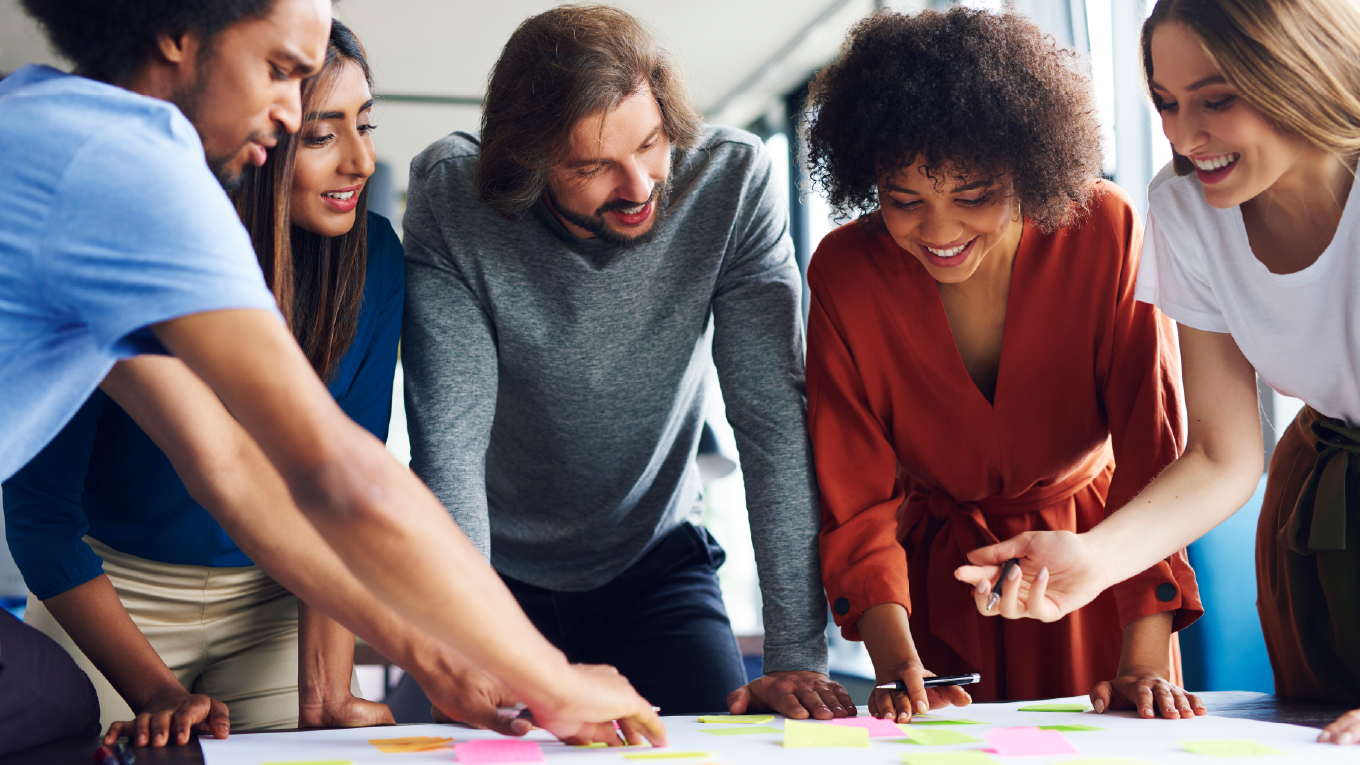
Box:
[909,718,990,726]
[1018,704,1090,712]
[893,728,983,746]
[697,714,774,724]
[900,752,1000,765]
[1039,724,1107,732]
[783,719,871,748]
[623,753,715,760]
[699,725,781,736]
[1181,740,1285,756]
[570,742,608,748]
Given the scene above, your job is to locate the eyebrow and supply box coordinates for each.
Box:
[303,98,375,122]
[1150,74,1228,93]
[278,48,319,77]
[563,124,663,169]
[886,178,991,194]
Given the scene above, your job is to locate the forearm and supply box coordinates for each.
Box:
[1118,611,1174,676]
[1085,445,1260,590]
[857,603,920,676]
[43,575,182,709]
[297,599,357,707]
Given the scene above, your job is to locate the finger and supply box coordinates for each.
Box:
[1171,687,1195,719]
[1136,683,1155,719]
[815,687,848,717]
[884,690,911,724]
[1155,685,1179,719]
[1090,681,1113,714]
[955,563,1000,586]
[1028,566,1058,622]
[1188,692,1208,716]
[940,685,972,708]
[628,709,668,748]
[1319,709,1360,745]
[830,683,856,715]
[726,684,751,715]
[971,576,994,617]
[996,560,1025,618]
[965,536,1028,567]
[104,721,132,746]
[769,688,810,720]
[172,704,198,746]
[208,700,230,739]
[133,713,152,747]
[795,687,833,720]
[906,677,930,722]
[152,707,175,747]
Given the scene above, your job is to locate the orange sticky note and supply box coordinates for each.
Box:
[368,736,455,753]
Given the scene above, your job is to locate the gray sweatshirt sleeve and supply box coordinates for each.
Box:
[400,157,498,559]
[711,141,829,675]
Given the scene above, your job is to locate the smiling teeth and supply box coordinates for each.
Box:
[323,191,355,200]
[618,202,646,214]
[1193,153,1239,171]
[926,243,967,258]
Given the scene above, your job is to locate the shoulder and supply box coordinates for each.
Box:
[674,124,770,182]
[1146,163,1212,227]
[808,219,883,289]
[1073,180,1139,239]
[410,131,481,186]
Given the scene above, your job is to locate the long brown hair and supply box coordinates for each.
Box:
[1142,0,1360,176]
[232,19,374,380]
[476,4,703,218]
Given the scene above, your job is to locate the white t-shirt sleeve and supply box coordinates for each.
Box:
[1134,184,1232,334]
[37,114,280,355]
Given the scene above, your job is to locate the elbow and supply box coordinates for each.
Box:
[1185,437,1263,505]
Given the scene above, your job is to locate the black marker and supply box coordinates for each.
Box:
[876,673,981,692]
[987,558,1021,611]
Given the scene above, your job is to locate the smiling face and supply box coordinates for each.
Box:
[877,158,1023,285]
[543,86,671,248]
[1148,21,1319,209]
[289,61,376,237]
[173,0,331,187]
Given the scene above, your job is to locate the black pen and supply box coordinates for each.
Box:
[986,558,1021,611]
[876,673,981,692]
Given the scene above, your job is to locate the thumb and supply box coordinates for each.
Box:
[726,685,751,714]
[209,700,230,739]
[1090,681,1113,714]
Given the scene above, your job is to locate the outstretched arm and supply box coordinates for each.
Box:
[957,325,1262,620]
[119,311,663,746]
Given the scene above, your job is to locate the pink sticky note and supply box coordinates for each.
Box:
[453,739,545,763]
[825,716,906,737]
[984,726,1079,756]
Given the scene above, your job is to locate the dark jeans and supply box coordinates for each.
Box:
[503,523,748,715]
[0,609,100,756]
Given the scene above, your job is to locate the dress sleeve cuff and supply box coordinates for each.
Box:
[824,563,913,642]
[1111,549,1202,633]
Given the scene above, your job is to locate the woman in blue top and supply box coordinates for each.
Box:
[4,20,402,745]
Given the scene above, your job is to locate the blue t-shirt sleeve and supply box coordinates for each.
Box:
[336,214,405,440]
[3,393,106,600]
[36,114,280,356]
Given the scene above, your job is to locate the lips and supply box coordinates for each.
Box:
[920,237,976,268]
[248,142,269,167]
[608,200,654,227]
[321,185,362,213]
[1192,152,1240,185]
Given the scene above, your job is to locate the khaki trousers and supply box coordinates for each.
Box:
[25,537,355,733]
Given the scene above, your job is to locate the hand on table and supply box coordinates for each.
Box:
[529,663,668,748]
[105,685,228,747]
[299,691,394,729]
[955,530,1107,622]
[423,660,533,737]
[869,662,971,724]
[1319,708,1360,745]
[727,670,855,720]
[1090,666,1205,719]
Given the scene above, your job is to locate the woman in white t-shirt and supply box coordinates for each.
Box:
[955,0,1360,745]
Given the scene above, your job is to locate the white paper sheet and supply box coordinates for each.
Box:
[199,695,1358,764]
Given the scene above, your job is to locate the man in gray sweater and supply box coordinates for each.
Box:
[402,5,848,717]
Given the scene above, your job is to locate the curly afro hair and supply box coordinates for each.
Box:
[805,7,1104,233]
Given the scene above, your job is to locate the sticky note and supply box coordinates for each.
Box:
[894,728,984,745]
[908,718,989,725]
[826,716,908,737]
[984,726,1079,756]
[1039,724,1106,732]
[570,742,608,748]
[900,753,1000,765]
[452,739,545,762]
[783,719,871,748]
[623,753,716,760]
[1180,740,1284,756]
[699,725,781,736]
[1017,703,1089,712]
[697,714,773,724]
[369,736,455,753]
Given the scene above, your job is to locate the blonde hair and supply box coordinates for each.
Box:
[1142,0,1360,175]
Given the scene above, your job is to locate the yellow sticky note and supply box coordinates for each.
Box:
[894,728,983,746]
[900,753,999,765]
[699,726,781,736]
[623,752,716,760]
[1181,740,1284,756]
[368,735,455,753]
[783,719,870,748]
[697,714,774,724]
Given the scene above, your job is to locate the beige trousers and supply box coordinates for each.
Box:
[25,537,355,733]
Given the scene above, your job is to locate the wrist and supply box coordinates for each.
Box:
[1079,529,1121,593]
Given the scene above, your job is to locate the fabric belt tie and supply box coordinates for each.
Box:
[903,452,1110,669]
[1278,412,1357,555]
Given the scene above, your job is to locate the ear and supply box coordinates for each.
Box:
[155,28,202,70]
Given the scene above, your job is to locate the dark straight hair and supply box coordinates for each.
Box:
[232,18,374,381]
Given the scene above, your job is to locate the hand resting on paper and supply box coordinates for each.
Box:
[1319,708,1360,745]
[727,670,856,720]
[104,686,228,747]
[426,658,533,737]
[869,662,972,724]
[1089,667,1205,720]
[955,530,1108,622]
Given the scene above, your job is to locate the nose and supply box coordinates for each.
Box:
[616,158,654,203]
[917,206,962,246]
[342,132,377,180]
[272,80,303,136]
[1168,107,1206,159]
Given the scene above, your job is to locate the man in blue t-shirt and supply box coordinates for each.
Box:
[0,0,665,751]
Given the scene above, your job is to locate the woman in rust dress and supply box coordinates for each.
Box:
[803,7,1203,722]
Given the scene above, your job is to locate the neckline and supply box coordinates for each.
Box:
[1226,174,1358,285]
